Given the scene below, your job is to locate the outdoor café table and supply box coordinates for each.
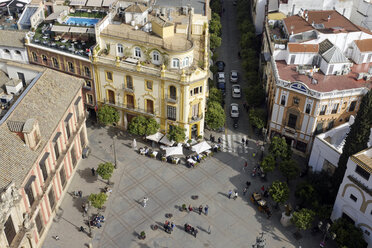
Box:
[187,158,196,166]
[204,149,212,156]
[150,151,158,158]
[172,157,180,164]
[139,147,148,155]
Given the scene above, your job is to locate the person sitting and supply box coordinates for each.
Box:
[105,186,112,194]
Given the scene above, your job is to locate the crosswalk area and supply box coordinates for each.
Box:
[219,134,256,154]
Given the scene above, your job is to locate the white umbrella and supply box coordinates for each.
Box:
[192,141,212,154]
[159,135,175,146]
[163,143,184,157]
[132,139,137,150]
[146,132,164,142]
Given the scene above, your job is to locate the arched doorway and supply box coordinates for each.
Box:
[191,124,198,138]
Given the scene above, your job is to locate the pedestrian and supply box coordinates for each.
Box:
[132,138,137,150]
[143,197,148,207]
[245,139,249,147]
[210,134,213,141]
[78,190,82,198]
[263,190,269,197]
[188,204,193,212]
[54,235,60,240]
[171,222,175,230]
[91,167,95,176]
[242,138,245,146]
[218,137,222,144]
[246,181,251,187]
[204,205,209,216]
[261,185,265,192]
[233,191,238,200]
[228,190,232,199]
[243,161,248,171]
[198,205,203,215]
[243,187,247,196]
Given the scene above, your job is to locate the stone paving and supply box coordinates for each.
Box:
[42,122,330,248]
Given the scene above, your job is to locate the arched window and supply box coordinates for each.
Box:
[42,55,48,64]
[134,47,141,57]
[169,85,176,100]
[32,52,38,62]
[52,57,59,68]
[281,95,286,105]
[152,51,160,64]
[15,50,21,55]
[117,44,123,54]
[183,57,189,67]
[126,75,133,89]
[172,58,179,68]
[4,49,10,54]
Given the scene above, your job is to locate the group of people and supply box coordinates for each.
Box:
[228,190,239,200]
[184,223,198,237]
[210,134,222,144]
[187,204,209,215]
[163,220,175,233]
[90,214,105,228]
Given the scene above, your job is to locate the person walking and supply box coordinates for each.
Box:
[143,197,148,207]
[243,161,248,172]
[204,205,209,216]
[228,190,233,199]
[91,167,96,176]
[242,138,245,146]
[243,187,247,196]
[233,191,238,200]
[78,190,83,198]
[261,185,265,192]
[198,205,203,215]
[218,137,222,144]
[188,204,193,212]
[245,139,249,147]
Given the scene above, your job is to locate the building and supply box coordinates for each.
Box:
[0,30,29,63]
[0,68,87,248]
[331,147,372,247]
[17,0,45,30]
[262,10,372,154]
[93,2,210,139]
[309,115,372,173]
[25,18,97,117]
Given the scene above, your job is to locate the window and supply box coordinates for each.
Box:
[190,90,193,96]
[152,51,160,63]
[54,140,60,160]
[350,194,357,202]
[288,114,297,129]
[84,66,91,77]
[48,188,56,210]
[320,105,327,115]
[327,120,334,130]
[4,49,10,54]
[42,55,47,64]
[39,152,49,181]
[117,44,123,54]
[290,55,296,64]
[86,94,93,104]
[194,87,199,95]
[293,97,299,105]
[126,75,133,89]
[355,165,370,180]
[281,95,286,105]
[349,101,357,112]
[106,71,113,81]
[192,103,199,117]
[170,86,176,100]
[134,47,141,57]
[316,122,323,134]
[85,80,92,88]
[167,105,176,120]
[71,145,77,167]
[68,61,75,73]
[4,215,16,245]
[172,58,180,68]
[32,52,38,62]
[52,57,59,68]
[146,99,154,114]
[332,103,339,114]
[15,50,21,55]
[145,80,153,91]
[25,182,35,206]
[80,129,86,148]
[35,212,44,235]
[199,86,203,93]
[305,103,311,114]
[60,165,67,188]
[183,57,189,67]
[65,113,72,140]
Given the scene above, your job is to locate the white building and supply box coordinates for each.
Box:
[331,147,372,247]
[309,116,372,173]
[0,30,29,63]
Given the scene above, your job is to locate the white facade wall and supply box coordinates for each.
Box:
[350,0,372,31]
[0,62,40,84]
[254,0,267,34]
[124,11,148,26]
[285,52,316,65]
[0,47,28,63]
[308,136,341,172]
[331,155,372,247]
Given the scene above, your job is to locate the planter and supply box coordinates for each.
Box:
[280,212,293,227]
[151,225,158,230]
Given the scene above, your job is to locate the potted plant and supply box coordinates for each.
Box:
[197,135,203,141]
[181,204,187,211]
[161,156,167,162]
[139,231,146,240]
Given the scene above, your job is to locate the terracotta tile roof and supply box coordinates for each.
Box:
[0,69,84,189]
[283,10,361,35]
[275,60,372,92]
[0,30,27,49]
[355,39,372,52]
[288,43,318,53]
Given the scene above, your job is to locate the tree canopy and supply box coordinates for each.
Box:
[96,162,114,182]
[97,105,119,125]
[330,218,367,248]
[244,85,265,108]
[295,182,316,207]
[279,159,300,182]
[210,33,222,51]
[88,192,108,209]
[261,154,275,173]
[206,101,225,130]
[291,208,315,231]
[128,116,160,136]
[269,136,292,160]
[249,108,266,129]
[208,87,223,104]
[167,125,186,143]
[269,180,289,206]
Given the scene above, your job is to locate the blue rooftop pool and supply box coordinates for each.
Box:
[65,17,100,26]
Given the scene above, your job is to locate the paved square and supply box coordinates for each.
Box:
[42,124,328,248]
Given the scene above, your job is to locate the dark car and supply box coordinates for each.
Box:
[216,61,225,72]
[218,82,226,92]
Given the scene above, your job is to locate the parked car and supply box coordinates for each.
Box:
[230,103,239,118]
[216,61,225,72]
[230,70,238,83]
[232,85,241,98]
[217,72,226,83]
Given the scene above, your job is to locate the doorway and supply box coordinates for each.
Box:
[108,90,115,104]
[126,94,134,109]
[17,72,25,87]
[191,124,198,138]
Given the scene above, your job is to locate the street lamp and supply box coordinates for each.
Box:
[318,221,336,248]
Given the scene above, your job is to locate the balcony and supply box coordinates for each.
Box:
[104,101,156,116]
[165,95,177,103]
[123,85,134,93]
[188,114,203,123]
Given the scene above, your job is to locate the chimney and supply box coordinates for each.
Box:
[328,15,331,22]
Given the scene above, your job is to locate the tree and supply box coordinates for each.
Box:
[330,218,367,248]
[261,154,275,173]
[249,108,266,129]
[291,208,315,231]
[279,159,300,182]
[97,105,119,125]
[209,13,222,36]
[244,85,265,108]
[333,90,372,192]
[269,136,292,161]
[210,33,222,51]
[167,125,186,143]
[209,0,221,14]
[88,192,108,209]
[269,180,289,208]
[208,87,222,104]
[295,182,316,207]
[205,101,225,130]
[128,116,159,136]
[96,162,114,184]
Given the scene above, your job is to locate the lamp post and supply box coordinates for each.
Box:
[318,221,336,248]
